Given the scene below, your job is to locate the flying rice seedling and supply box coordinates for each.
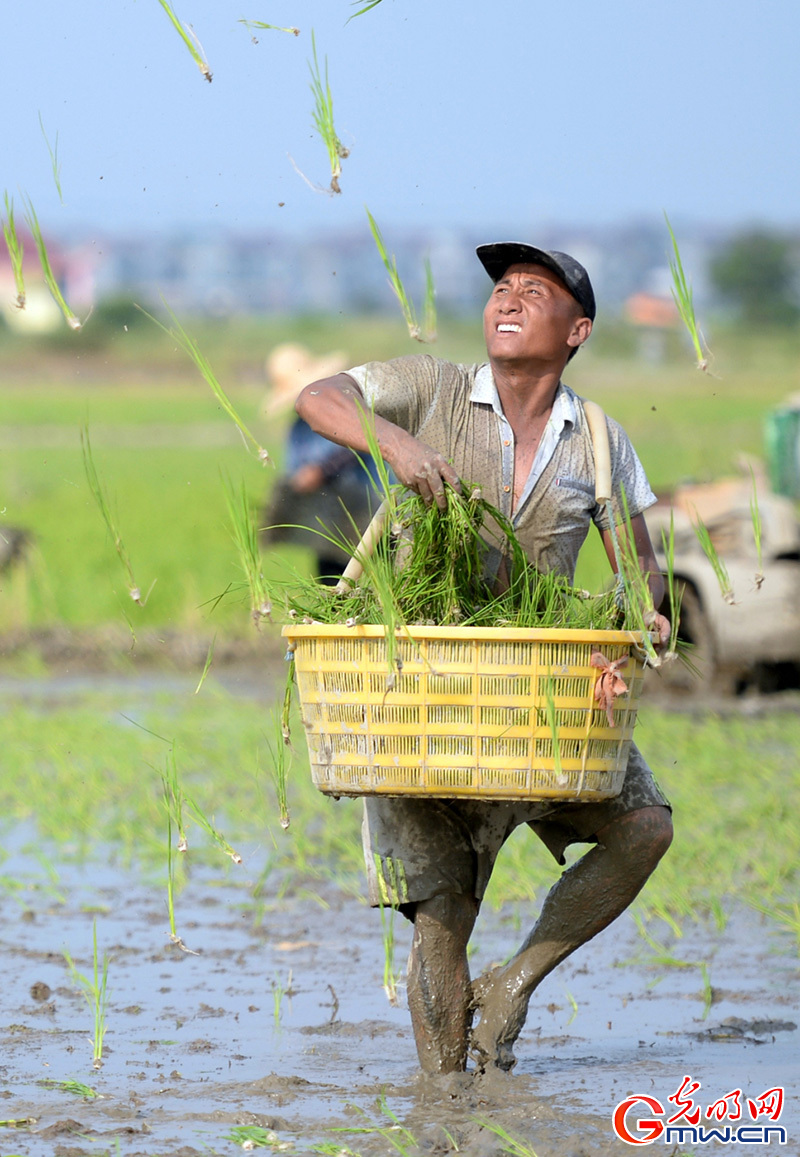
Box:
[691,508,735,604]
[348,0,384,19]
[239,18,299,36]
[263,660,295,830]
[162,745,188,852]
[664,211,710,373]
[2,192,26,308]
[750,467,764,589]
[161,763,197,953]
[601,487,662,667]
[183,790,243,863]
[23,196,81,329]
[366,208,437,342]
[194,634,216,694]
[308,30,349,193]
[157,0,212,81]
[63,921,109,1068]
[659,509,685,668]
[38,112,63,203]
[375,858,403,1004]
[139,302,270,464]
[224,475,272,627]
[81,425,151,605]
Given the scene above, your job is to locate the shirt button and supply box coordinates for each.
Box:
[503,439,511,446]
[503,485,511,492]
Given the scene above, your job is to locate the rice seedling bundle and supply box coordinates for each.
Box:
[280,481,657,803]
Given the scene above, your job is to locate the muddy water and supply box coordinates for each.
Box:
[0,669,798,1155]
[0,830,797,1157]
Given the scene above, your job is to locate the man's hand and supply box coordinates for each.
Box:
[388,432,461,510]
[651,610,671,650]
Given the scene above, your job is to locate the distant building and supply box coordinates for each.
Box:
[5,218,719,322]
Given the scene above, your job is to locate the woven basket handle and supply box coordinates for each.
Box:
[334,499,389,594]
[583,400,612,505]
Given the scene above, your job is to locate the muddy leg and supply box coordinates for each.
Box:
[407,892,477,1073]
[470,805,673,1071]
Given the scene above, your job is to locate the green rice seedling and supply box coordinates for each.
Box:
[564,986,578,1026]
[264,660,295,829]
[224,475,272,627]
[308,30,349,193]
[184,790,243,863]
[750,467,764,589]
[225,1124,294,1149]
[366,208,437,342]
[38,112,63,203]
[194,635,215,694]
[23,195,81,329]
[338,1097,417,1156]
[272,969,293,1027]
[630,915,713,1019]
[164,813,180,944]
[81,426,149,605]
[472,1118,539,1157]
[39,1078,99,1098]
[161,747,188,851]
[162,808,197,954]
[348,0,383,18]
[542,674,563,783]
[239,18,299,35]
[664,211,710,372]
[157,0,212,81]
[63,921,109,1068]
[659,509,686,668]
[690,508,735,604]
[748,899,800,953]
[2,191,26,308]
[264,719,291,831]
[379,899,401,1005]
[139,302,270,463]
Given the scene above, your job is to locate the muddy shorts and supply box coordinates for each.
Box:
[362,743,670,912]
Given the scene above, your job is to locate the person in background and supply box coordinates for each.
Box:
[260,343,381,584]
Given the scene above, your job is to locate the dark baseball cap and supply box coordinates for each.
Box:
[476,242,596,321]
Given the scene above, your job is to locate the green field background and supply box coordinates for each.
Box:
[1,315,799,958]
[2,316,799,635]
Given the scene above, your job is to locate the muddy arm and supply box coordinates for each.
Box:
[296,373,461,509]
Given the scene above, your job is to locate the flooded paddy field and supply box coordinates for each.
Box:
[0,664,798,1155]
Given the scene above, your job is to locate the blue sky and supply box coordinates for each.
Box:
[3,0,799,241]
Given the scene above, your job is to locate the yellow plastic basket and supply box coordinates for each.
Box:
[283,623,650,802]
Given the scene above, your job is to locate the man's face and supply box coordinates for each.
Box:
[482,262,592,367]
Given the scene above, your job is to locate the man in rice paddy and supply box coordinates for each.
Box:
[296,243,673,1074]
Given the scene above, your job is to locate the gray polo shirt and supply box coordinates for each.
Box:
[347,354,656,582]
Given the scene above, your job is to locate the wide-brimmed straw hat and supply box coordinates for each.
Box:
[263,343,348,418]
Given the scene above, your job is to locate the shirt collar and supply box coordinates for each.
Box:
[471,365,577,429]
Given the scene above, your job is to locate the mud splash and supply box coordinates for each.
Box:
[0,830,797,1156]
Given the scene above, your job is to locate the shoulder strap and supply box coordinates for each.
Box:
[582,400,612,505]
